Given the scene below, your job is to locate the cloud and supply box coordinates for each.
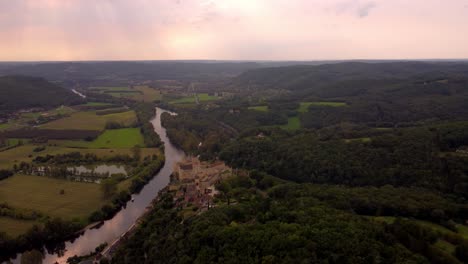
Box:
[333,0,377,18]
[357,1,377,17]
[0,0,468,60]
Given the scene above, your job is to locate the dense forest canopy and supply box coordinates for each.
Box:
[0,61,261,87]
[0,75,82,114]
[1,61,468,263]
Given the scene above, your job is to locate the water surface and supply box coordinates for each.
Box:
[9,107,184,264]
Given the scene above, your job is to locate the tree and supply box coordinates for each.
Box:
[20,249,43,264]
[101,179,117,198]
[132,146,141,161]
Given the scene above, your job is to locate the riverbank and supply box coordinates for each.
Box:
[3,107,184,264]
[96,157,233,262]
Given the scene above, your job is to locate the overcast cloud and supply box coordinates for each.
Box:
[0,0,467,60]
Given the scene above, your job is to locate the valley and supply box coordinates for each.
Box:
[0,61,468,264]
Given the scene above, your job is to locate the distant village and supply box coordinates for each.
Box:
[169,157,232,211]
[0,107,65,126]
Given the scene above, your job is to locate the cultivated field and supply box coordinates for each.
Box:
[0,217,39,238]
[40,110,137,130]
[0,106,76,132]
[281,116,301,130]
[0,174,107,220]
[170,93,219,104]
[132,86,162,102]
[0,145,159,169]
[54,128,144,148]
[89,86,161,102]
[79,102,114,107]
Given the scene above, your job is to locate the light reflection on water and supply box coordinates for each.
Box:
[8,108,184,264]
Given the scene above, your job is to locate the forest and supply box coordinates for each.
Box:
[1,61,468,263]
[0,76,83,114]
[129,61,468,264]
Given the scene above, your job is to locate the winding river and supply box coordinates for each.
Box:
[9,107,185,264]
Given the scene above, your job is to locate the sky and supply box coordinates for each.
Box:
[0,0,467,61]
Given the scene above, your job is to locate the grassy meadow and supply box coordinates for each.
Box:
[0,144,159,169]
[0,217,39,238]
[40,110,137,130]
[0,174,107,220]
[248,106,269,112]
[54,128,144,148]
[80,102,114,107]
[89,86,161,102]
[170,93,219,104]
[281,116,301,130]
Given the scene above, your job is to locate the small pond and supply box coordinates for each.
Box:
[67,164,127,176]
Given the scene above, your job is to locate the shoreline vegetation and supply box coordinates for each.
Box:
[0,103,165,262]
[2,62,468,263]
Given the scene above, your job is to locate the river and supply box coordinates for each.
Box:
[8,107,185,264]
[71,89,86,99]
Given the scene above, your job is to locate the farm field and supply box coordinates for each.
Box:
[20,106,76,119]
[0,144,159,169]
[89,86,161,102]
[40,110,137,130]
[170,93,219,104]
[0,123,11,130]
[0,217,39,238]
[0,106,77,132]
[0,174,106,220]
[79,102,113,107]
[248,105,269,112]
[198,93,219,102]
[281,116,301,130]
[53,128,144,148]
[131,86,162,102]
[89,86,131,91]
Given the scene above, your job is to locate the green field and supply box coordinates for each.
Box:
[0,174,107,220]
[281,116,301,130]
[80,102,113,107]
[198,93,219,101]
[298,101,347,113]
[0,217,39,238]
[170,95,197,104]
[89,86,161,102]
[40,110,137,130]
[0,106,76,132]
[91,128,144,148]
[170,93,219,104]
[132,86,162,102]
[0,123,11,130]
[248,106,269,112]
[56,128,144,148]
[89,86,132,91]
[0,144,159,169]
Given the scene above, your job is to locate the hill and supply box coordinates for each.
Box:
[0,75,83,114]
[230,62,468,127]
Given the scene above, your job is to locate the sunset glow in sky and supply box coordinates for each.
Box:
[1,0,468,61]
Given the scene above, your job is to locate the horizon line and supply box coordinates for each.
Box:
[1,58,468,64]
